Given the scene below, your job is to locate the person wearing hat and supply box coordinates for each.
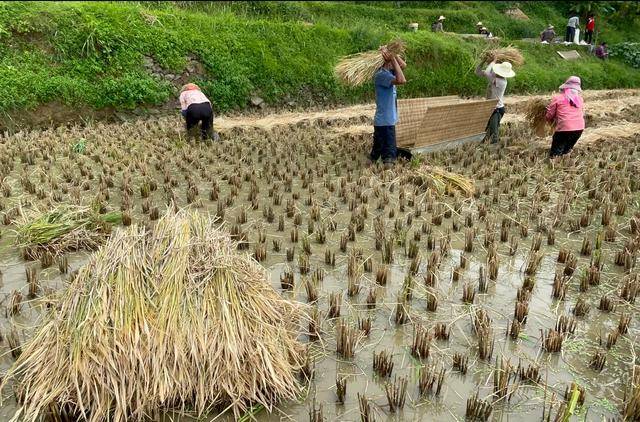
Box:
[479,26,492,37]
[475,59,516,144]
[179,83,216,141]
[431,16,445,32]
[540,25,556,43]
[476,22,484,34]
[545,76,585,158]
[370,45,407,165]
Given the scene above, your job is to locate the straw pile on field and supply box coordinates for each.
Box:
[410,166,475,197]
[481,46,524,67]
[2,210,305,421]
[335,40,406,87]
[15,205,122,259]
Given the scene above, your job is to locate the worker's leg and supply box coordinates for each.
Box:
[380,125,397,163]
[562,130,583,154]
[199,103,214,141]
[184,105,200,140]
[370,126,384,161]
[585,30,592,44]
[487,108,504,144]
[549,132,567,157]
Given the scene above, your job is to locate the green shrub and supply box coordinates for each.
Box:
[609,42,640,68]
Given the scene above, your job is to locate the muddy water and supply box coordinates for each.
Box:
[0,110,638,421]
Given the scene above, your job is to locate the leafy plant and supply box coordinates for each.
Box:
[610,42,640,68]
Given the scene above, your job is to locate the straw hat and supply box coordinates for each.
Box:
[548,24,554,29]
[438,15,446,21]
[559,76,582,91]
[181,83,200,92]
[492,62,516,78]
[476,21,483,26]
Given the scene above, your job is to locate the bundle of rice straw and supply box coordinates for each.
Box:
[335,39,406,87]
[15,205,122,259]
[481,46,524,67]
[2,209,305,421]
[410,166,475,197]
[524,98,552,137]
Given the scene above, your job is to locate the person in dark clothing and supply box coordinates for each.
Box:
[179,83,216,141]
[370,45,407,165]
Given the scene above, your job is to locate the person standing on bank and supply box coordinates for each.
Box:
[566,14,579,42]
[475,60,516,144]
[370,46,406,165]
[179,83,216,141]
[431,16,445,32]
[546,76,585,158]
[585,14,595,45]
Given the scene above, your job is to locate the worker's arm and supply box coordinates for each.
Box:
[380,47,406,85]
[474,60,491,78]
[395,55,407,69]
[179,92,187,111]
[545,97,558,122]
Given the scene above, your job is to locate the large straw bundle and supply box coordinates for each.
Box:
[15,205,122,259]
[335,40,406,87]
[524,98,552,136]
[481,46,524,67]
[2,209,305,421]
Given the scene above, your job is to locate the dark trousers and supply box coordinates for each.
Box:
[371,126,397,162]
[185,102,213,140]
[550,130,583,157]
[585,30,593,44]
[565,26,575,42]
[485,107,505,144]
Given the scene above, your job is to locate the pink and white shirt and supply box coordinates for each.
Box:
[179,90,210,111]
[545,94,585,132]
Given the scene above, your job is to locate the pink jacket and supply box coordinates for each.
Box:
[545,94,585,132]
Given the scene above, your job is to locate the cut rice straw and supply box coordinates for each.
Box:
[2,208,305,421]
[14,205,121,259]
[412,166,476,197]
[481,46,524,67]
[335,39,406,87]
[525,98,553,137]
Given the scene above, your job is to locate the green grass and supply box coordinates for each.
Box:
[0,1,638,116]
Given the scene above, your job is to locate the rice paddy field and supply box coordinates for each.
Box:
[0,89,639,421]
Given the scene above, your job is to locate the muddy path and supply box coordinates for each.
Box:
[0,90,639,421]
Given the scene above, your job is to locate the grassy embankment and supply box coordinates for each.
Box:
[0,1,638,121]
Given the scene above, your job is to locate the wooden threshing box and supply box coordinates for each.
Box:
[396,97,497,152]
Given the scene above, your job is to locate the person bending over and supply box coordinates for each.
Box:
[370,46,406,165]
[179,83,216,141]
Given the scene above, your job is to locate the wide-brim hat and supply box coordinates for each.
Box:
[438,15,446,20]
[559,76,582,91]
[476,21,483,26]
[548,24,554,29]
[492,62,516,78]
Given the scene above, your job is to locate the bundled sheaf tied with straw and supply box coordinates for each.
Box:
[15,205,122,259]
[334,40,406,87]
[481,46,524,67]
[524,98,553,137]
[2,209,305,421]
[410,166,475,197]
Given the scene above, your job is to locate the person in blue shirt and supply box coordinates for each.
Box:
[371,46,407,164]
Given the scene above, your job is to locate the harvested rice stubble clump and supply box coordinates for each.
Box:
[2,209,306,421]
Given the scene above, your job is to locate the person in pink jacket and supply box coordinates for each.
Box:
[179,83,216,141]
[546,76,585,157]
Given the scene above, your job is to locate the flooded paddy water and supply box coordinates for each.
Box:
[0,89,639,421]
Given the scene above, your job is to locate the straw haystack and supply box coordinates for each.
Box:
[2,210,305,421]
[481,46,524,67]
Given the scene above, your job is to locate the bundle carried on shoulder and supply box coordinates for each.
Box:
[481,46,525,67]
[335,39,406,87]
[2,209,305,421]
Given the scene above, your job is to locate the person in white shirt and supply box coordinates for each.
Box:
[475,60,516,144]
[179,83,215,141]
[566,15,579,43]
